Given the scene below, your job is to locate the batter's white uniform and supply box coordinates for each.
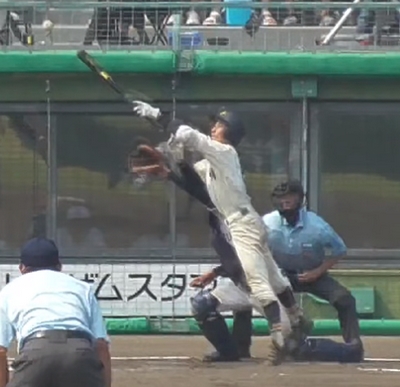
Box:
[208,218,292,334]
[211,278,292,336]
[171,125,290,308]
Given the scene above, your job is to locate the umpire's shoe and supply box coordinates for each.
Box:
[286,316,314,354]
[202,351,240,363]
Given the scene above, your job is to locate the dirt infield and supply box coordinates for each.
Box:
[102,336,400,387]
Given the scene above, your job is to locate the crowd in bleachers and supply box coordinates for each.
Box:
[0,0,399,49]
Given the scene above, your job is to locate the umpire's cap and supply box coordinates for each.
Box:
[20,237,60,268]
[213,108,246,147]
[272,179,305,200]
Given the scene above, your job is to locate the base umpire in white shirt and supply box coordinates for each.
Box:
[0,237,111,387]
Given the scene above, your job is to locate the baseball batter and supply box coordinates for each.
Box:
[132,101,311,364]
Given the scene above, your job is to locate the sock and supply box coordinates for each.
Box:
[263,301,281,326]
[277,287,303,326]
[263,301,285,347]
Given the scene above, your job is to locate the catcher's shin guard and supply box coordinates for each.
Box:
[232,310,253,358]
[191,290,239,361]
[199,316,240,362]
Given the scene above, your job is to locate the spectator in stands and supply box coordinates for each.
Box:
[356,8,400,34]
[262,0,340,27]
[84,0,147,45]
[175,0,338,27]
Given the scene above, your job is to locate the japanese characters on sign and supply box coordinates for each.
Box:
[0,264,221,316]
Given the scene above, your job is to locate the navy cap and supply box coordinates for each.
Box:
[272,179,305,200]
[20,237,60,268]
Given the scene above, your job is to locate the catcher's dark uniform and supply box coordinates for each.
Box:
[167,159,254,360]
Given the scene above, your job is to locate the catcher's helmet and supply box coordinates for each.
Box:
[213,108,246,147]
[272,179,305,201]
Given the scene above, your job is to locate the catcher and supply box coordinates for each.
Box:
[129,102,312,365]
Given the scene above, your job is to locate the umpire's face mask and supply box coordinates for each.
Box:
[272,194,302,227]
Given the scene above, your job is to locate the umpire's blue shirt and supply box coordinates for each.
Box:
[0,269,109,351]
[262,208,347,272]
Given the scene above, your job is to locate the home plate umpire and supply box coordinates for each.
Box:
[0,237,111,387]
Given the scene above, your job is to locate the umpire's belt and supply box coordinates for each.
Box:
[20,329,93,350]
[225,207,250,226]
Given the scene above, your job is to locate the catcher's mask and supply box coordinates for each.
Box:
[210,108,246,147]
[271,180,305,227]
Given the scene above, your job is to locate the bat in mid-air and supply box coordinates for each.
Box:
[76,50,164,130]
[76,49,151,102]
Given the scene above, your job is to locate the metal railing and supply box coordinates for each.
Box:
[1,1,400,51]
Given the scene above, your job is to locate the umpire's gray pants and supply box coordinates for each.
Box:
[8,338,105,387]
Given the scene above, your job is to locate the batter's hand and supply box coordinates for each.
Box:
[190,271,216,288]
[297,268,322,283]
[133,101,161,120]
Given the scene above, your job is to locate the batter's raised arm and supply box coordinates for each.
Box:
[132,100,172,128]
[133,102,245,164]
[171,124,232,163]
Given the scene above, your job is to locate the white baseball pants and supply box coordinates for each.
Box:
[211,278,292,336]
[226,209,290,307]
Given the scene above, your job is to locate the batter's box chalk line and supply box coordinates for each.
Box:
[7,356,400,362]
[7,356,400,371]
[113,356,400,363]
[364,358,400,362]
[358,367,400,373]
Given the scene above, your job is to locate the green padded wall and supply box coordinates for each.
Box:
[3,51,400,76]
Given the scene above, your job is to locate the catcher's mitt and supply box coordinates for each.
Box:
[128,143,167,176]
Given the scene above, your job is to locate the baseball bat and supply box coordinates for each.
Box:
[76,50,164,130]
[77,50,152,102]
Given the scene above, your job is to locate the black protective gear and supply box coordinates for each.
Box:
[232,310,252,358]
[190,290,239,360]
[190,289,220,322]
[271,179,305,226]
[272,179,305,201]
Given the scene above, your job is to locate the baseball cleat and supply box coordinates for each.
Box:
[202,351,241,363]
[266,340,286,366]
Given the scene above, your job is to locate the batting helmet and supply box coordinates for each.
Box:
[213,108,246,147]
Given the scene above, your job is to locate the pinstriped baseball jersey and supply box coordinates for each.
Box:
[174,125,252,220]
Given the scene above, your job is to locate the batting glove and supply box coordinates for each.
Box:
[133,101,161,120]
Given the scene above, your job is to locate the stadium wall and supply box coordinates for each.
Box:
[2,51,400,101]
[1,51,400,334]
